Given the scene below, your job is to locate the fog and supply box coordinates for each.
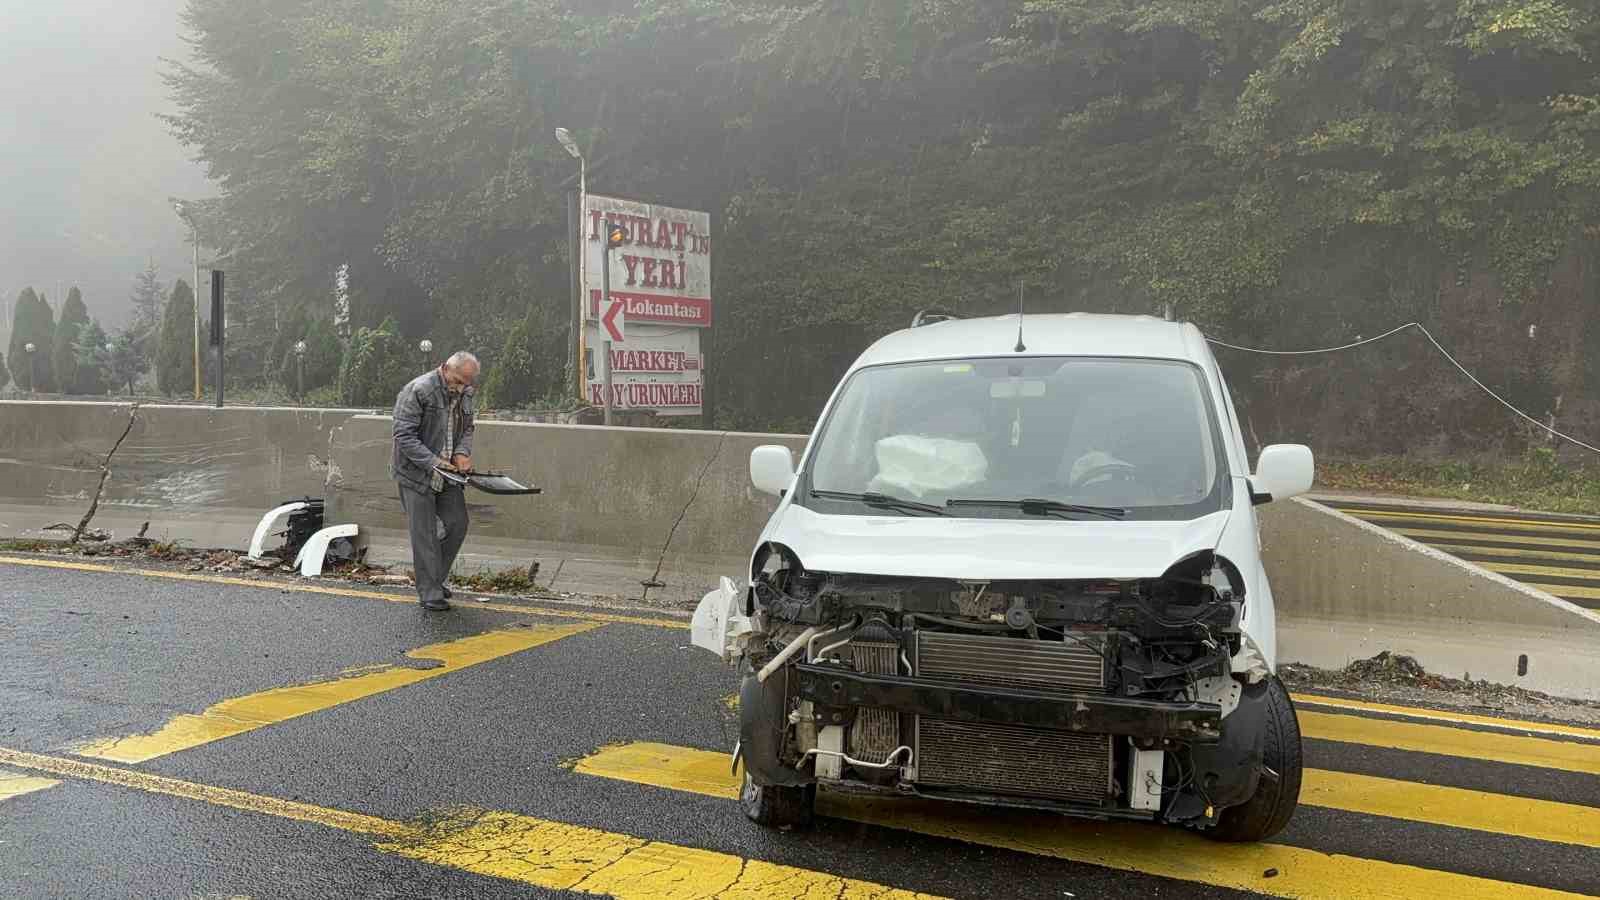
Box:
[0,0,209,334]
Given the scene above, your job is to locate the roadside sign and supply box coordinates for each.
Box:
[603,298,626,343]
[580,193,710,416]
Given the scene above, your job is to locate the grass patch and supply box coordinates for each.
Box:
[0,538,64,553]
[451,563,542,594]
[1318,448,1600,514]
[145,540,190,561]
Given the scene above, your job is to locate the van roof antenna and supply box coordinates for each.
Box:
[1014,282,1027,352]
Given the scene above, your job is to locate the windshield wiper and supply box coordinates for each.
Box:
[945,498,1126,520]
[810,489,946,516]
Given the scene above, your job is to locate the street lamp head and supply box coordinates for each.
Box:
[24,342,35,353]
[293,340,307,355]
[419,339,434,354]
[554,127,581,159]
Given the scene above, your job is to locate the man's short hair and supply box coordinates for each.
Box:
[445,351,480,371]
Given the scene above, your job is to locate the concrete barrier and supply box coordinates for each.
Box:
[1261,497,1600,699]
[326,415,807,560]
[0,401,363,511]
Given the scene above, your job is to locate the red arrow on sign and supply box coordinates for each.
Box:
[602,298,626,343]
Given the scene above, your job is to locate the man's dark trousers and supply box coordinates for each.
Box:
[399,482,469,607]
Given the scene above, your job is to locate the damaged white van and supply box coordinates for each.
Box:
[692,311,1314,842]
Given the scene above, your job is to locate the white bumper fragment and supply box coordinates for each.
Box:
[691,577,757,662]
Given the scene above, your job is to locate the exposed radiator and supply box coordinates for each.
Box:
[916,631,1104,691]
[913,630,1112,804]
[849,636,902,764]
[916,718,1113,804]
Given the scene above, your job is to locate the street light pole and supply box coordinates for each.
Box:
[23,342,36,396]
[419,338,433,371]
[293,340,307,405]
[172,199,202,401]
[555,128,586,405]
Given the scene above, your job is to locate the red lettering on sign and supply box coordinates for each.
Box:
[642,258,658,288]
[622,255,639,286]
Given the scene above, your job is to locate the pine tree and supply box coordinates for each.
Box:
[129,261,164,351]
[53,287,90,394]
[6,288,35,390]
[8,288,58,392]
[107,328,145,395]
[157,279,197,396]
[72,319,111,395]
[0,350,9,392]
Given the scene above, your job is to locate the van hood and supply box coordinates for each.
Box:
[764,504,1231,581]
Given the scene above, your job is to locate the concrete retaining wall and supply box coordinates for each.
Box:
[326,415,807,559]
[0,401,363,511]
[1261,497,1600,698]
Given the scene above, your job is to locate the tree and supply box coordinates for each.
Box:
[53,287,90,394]
[481,307,565,410]
[157,279,199,396]
[106,328,146,395]
[6,288,37,390]
[337,317,412,407]
[72,320,112,395]
[8,288,58,393]
[0,350,9,392]
[277,313,342,397]
[129,261,164,351]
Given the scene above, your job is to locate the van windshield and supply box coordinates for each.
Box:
[803,357,1231,520]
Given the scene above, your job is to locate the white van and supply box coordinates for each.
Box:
[692,312,1314,842]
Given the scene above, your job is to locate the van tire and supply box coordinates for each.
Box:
[1208,676,1302,842]
[741,770,815,829]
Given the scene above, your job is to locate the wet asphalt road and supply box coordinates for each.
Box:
[2,558,1598,899]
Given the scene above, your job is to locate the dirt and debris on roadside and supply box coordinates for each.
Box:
[0,535,676,618]
[1281,650,1600,726]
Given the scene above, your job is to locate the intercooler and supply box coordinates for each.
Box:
[912,631,1113,805]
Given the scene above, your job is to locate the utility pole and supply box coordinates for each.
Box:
[554,128,586,405]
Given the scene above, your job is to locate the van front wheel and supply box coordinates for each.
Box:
[1208,676,1302,842]
[741,770,815,829]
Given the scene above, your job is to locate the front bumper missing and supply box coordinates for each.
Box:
[792,663,1222,743]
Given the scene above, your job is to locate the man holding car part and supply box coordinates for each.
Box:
[391,351,480,611]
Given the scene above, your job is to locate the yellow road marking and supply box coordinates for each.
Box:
[0,555,688,629]
[1300,711,1600,775]
[573,742,1590,899]
[0,768,61,803]
[1475,560,1600,580]
[76,623,598,763]
[1301,768,1600,850]
[1348,508,1600,533]
[1291,694,1600,743]
[0,746,936,900]
[1520,581,1600,600]
[577,742,1600,850]
[1390,528,1600,552]
[0,747,408,837]
[383,808,935,898]
[1430,543,1600,565]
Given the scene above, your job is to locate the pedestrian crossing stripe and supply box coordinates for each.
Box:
[571,742,1594,899]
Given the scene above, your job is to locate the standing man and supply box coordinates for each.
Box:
[392,350,480,611]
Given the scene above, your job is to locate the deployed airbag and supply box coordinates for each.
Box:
[867,435,987,499]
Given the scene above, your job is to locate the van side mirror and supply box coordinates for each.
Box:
[1250,444,1314,505]
[750,445,796,497]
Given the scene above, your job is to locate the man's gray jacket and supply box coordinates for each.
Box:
[392,369,475,493]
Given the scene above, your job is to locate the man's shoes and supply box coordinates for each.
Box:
[420,598,452,611]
